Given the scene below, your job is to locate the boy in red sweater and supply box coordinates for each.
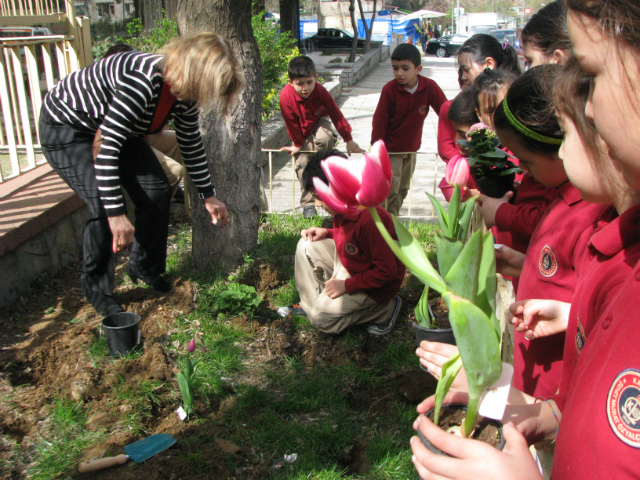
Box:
[283,150,405,335]
[372,44,447,216]
[280,56,364,218]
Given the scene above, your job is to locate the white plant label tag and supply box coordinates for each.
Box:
[479,362,513,421]
[176,406,187,421]
[494,244,504,250]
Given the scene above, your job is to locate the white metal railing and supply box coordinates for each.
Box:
[0,0,91,182]
[0,0,65,17]
[261,148,443,217]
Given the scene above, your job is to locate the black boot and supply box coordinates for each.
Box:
[127,270,172,292]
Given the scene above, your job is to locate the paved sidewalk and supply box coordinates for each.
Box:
[266,54,460,218]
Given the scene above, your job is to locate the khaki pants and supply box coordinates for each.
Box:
[294,117,337,207]
[147,131,185,198]
[295,237,394,334]
[386,153,415,216]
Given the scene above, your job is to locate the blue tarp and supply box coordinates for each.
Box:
[300,17,420,46]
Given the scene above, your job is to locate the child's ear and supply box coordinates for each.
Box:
[484,57,497,69]
[288,78,293,84]
[416,64,423,74]
[552,49,568,65]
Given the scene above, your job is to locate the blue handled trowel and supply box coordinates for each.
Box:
[78,433,177,473]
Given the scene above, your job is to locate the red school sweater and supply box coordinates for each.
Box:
[513,182,608,398]
[279,82,353,148]
[325,206,405,304]
[371,75,447,153]
[437,100,459,162]
[551,203,640,480]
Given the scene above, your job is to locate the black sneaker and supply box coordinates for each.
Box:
[367,296,402,336]
[303,206,317,218]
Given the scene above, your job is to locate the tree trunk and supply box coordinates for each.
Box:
[177,0,263,272]
[348,0,358,63]
[316,0,325,28]
[357,0,376,53]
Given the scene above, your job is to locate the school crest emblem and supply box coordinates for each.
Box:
[538,245,558,277]
[575,319,586,357]
[419,105,428,115]
[607,369,640,448]
[345,243,359,255]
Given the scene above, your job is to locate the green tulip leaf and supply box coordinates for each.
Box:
[444,229,482,303]
[476,232,499,338]
[448,185,462,238]
[457,197,478,243]
[176,372,193,415]
[415,285,433,327]
[433,352,462,426]
[426,192,451,237]
[435,232,464,279]
[442,291,502,437]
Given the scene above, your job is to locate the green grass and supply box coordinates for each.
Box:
[11,214,437,479]
[25,398,105,480]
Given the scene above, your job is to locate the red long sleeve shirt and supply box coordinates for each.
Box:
[371,76,447,153]
[513,183,608,397]
[494,173,558,254]
[437,100,460,162]
[325,206,405,303]
[279,82,353,148]
[550,204,640,480]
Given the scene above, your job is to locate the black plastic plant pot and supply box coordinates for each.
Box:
[476,173,516,199]
[418,404,506,455]
[412,322,456,347]
[102,312,142,357]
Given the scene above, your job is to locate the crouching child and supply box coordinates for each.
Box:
[284,149,405,335]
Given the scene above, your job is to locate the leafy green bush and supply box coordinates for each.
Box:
[91,14,178,62]
[252,12,299,119]
[213,283,262,317]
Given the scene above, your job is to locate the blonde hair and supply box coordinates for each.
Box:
[159,32,245,112]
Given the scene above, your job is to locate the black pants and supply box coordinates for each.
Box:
[39,118,172,296]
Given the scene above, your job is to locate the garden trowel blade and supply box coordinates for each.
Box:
[124,433,177,463]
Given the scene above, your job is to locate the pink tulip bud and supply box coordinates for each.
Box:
[188,339,196,353]
[314,140,393,215]
[445,155,471,187]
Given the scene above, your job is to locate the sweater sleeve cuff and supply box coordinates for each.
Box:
[196,186,216,200]
[494,203,512,230]
[344,277,358,295]
[325,228,334,239]
[341,133,353,143]
[106,205,127,217]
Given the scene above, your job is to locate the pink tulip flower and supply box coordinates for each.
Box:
[445,155,471,187]
[188,339,196,353]
[313,140,392,216]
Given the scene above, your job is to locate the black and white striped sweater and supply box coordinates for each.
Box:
[42,52,215,216]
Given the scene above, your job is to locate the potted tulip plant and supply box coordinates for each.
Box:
[413,156,478,346]
[314,141,505,446]
[457,122,521,198]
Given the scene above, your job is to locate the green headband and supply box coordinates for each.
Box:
[502,96,563,146]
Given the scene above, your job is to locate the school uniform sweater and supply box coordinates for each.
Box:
[513,182,608,398]
[437,100,459,161]
[551,203,640,480]
[371,75,447,153]
[279,82,353,148]
[42,51,215,217]
[325,206,405,303]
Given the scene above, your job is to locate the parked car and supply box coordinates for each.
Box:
[301,28,366,51]
[425,34,470,57]
[489,28,515,42]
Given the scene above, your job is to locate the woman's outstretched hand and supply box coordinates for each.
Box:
[204,196,228,228]
[108,214,135,253]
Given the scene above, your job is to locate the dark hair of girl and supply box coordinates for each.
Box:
[552,57,602,162]
[457,34,521,77]
[448,88,479,127]
[493,64,563,155]
[521,1,572,58]
[472,68,517,113]
[567,0,640,55]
